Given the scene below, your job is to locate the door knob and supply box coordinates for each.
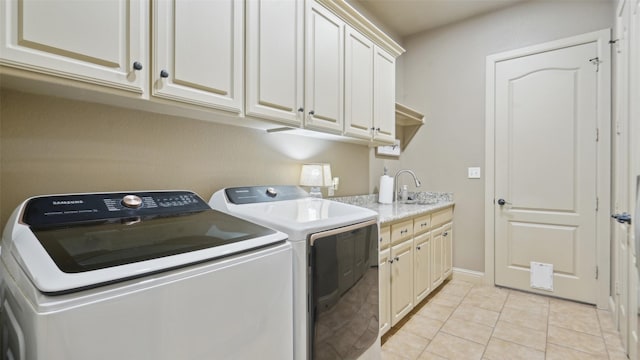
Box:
[497,198,513,206]
[612,212,632,224]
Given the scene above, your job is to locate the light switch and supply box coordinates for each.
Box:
[468,167,481,179]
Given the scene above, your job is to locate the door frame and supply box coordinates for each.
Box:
[484,29,612,309]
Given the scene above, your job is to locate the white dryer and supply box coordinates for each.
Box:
[0,191,293,360]
[210,186,380,360]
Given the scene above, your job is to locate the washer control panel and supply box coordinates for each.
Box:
[23,191,210,227]
[225,186,309,204]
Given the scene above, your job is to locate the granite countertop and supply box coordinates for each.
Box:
[331,192,454,224]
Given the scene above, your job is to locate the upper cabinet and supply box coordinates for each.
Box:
[373,47,396,144]
[0,0,147,93]
[344,27,375,140]
[304,1,345,134]
[245,0,304,126]
[152,0,243,113]
[1,0,404,145]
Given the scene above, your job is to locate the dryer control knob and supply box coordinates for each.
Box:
[266,187,278,197]
[122,195,143,209]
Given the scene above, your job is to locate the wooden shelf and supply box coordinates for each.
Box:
[395,103,424,126]
[395,103,424,150]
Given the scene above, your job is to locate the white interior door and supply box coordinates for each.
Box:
[493,40,600,303]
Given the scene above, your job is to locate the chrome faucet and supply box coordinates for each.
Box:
[394,170,422,202]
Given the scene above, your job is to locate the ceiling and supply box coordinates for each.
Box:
[354,0,532,38]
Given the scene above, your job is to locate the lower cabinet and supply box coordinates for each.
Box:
[379,248,391,335]
[390,238,414,326]
[413,231,432,304]
[379,206,454,336]
[431,225,444,289]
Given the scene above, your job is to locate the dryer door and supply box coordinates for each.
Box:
[308,219,379,359]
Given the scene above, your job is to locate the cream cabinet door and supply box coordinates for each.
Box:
[443,223,453,278]
[379,248,391,335]
[390,238,414,326]
[431,225,444,289]
[414,231,432,304]
[344,26,374,140]
[0,0,146,93]
[373,46,396,144]
[153,0,243,112]
[304,0,344,134]
[246,0,304,126]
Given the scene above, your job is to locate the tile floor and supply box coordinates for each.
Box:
[381,279,628,360]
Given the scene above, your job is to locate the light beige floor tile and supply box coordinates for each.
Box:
[608,349,631,360]
[549,297,597,315]
[468,285,510,299]
[597,309,618,334]
[440,318,493,345]
[503,290,550,312]
[398,314,443,340]
[438,282,473,297]
[381,348,411,360]
[491,320,546,351]
[461,293,506,313]
[603,331,625,352]
[416,302,456,322]
[382,330,430,360]
[425,332,485,360]
[547,325,607,356]
[548,307,601,336]
[450,303,500,327]
[545,343,608,360]
[498,306,547,331]
[483,338,545,360]
[417,351,447,360]
[430,292,464,307]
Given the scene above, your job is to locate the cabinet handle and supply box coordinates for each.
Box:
[379,237,383,243]
[421,222,428,227]
[309,110,315,116]
[400,229,408,235]
[160,70,169,78]
[298,107,304,112]
[389,258,394,264]
[417,245,422,250]
[394,256,400,262]
[443,231,449,237]
[376,127,381,132]
[133,61,143,71]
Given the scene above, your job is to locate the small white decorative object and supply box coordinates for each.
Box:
[376,139,401,157]
[300,163,332,198]
[530,261,554,291]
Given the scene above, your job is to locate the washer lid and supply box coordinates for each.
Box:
[220,197,378,240]
[7,191,287,294]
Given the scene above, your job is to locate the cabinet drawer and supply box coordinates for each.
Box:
[391,220,413,244]
[431,207,453,227]
[379,225,391,250]
[413,214,431,235]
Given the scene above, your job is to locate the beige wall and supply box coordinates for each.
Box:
[0,89,370,228]
[371,0,615,272]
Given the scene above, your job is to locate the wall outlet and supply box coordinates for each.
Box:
[468,167,481,179]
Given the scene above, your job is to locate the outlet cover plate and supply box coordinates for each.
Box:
[468,167,481,179]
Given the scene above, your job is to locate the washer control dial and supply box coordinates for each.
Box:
[121,195,143,209]
[266,187,278,197]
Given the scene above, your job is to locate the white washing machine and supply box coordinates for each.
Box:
[210,186,380,360]
[0,191,293,360]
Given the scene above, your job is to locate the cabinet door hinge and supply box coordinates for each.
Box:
[596,128,599,142]
[595,266,599,280]
[596,197,599,211]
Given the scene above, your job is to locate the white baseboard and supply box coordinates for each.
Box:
[452,267,485,284]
